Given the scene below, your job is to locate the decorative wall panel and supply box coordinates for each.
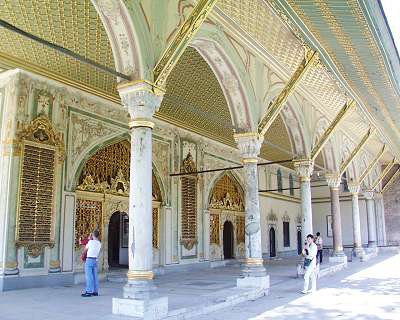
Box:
[209,174,244,211]
[180,150,197,250]
[74,199,102,249]
[236,216,245,244]
[152,208,159,249]
[210,214,220,245]
[16,116,64,257]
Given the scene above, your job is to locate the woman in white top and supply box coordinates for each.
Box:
[302,234,318,294]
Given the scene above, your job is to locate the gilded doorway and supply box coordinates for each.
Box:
[208,174,245,261]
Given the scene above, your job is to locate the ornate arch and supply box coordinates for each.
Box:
[312,117,337,171]
[191,26,256,132]
[262,84,309,157]
[207,172,245,212]
[91,0,153,79]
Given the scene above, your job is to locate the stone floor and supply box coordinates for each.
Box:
[0,254,399,320]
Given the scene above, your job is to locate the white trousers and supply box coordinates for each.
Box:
[303,265,317,292]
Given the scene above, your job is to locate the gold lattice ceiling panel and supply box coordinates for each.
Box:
[0,0,117,95]
[159,47,236,146]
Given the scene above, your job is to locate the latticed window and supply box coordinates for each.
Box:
[289,173,294,196]
[283,221,290,247]
[277,169,283,193]
[180,152,197,250]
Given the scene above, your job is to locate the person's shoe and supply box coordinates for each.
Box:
[301,290,308,294]
[81,292,92,297]
[92,292,99,296]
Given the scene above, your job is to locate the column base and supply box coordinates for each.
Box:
[353,247,365,258]
[123,279,157,300]
[241,260,267,277]
[113,296,168,319]
[368,241,377,248]
[329,253,347,264]
[237,274,270,292]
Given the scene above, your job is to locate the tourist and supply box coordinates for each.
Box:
[81,230,101,297]
[315,232,323,264]
[301,234,317,294]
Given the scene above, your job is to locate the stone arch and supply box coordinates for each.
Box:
[261,84,309,157]
[91,0,153,79]
[191,26,256,132]
[73,137,167,202]
[206,171,245,210]
[312,117,337,171]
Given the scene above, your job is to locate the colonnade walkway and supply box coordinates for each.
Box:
[1,252,399,320]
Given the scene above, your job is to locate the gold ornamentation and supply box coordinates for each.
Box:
[5,261,18,270]
[210,214,220,245]
[129,120,155,129]
[152,208,159,249]
[258,49,319,136]
[50,260,61,269]
[236,216,245,244]
[372,158,396,190]
[180,151,197,250]
[74,199,102,249]
[209,174,244,211]
[382,168,400,193]
[359,145,386,185]
[339,128,375,176]
[109,169,130,195]
[245,258,264,266]
[127,270,154,280]
[16,116,63,257]
[0,0,117,95]
[311,100,356,161]
[153,0,218,88]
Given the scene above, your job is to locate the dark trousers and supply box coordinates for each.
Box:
[317,249,323,264]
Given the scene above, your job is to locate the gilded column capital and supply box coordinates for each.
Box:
[293,158,314,181]
[233,132,264,161]
[325,172,341,189]
[118,81,164,125]
[363,190,374,200]
[347,181,360,195]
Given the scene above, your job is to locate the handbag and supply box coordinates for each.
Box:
[304,258,313,268]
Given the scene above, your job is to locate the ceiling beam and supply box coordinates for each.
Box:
[311,100,356,161]
[358,145,386,185]
[339,128,375,176]
[258,48,318,136]
[382,168,400,193]
[153,0,217,89]
[371,158,396,190]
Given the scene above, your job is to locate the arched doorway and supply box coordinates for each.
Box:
[108,211,129,268]
[297,228,302,255]
[269,227,276,258]
[223,221,234,259]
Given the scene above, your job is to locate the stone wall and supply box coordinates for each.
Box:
[383,177,400,245]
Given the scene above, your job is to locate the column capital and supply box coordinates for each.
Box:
[325,172,341,189]
[234,132,264,161]
[118,81,164,123]
[373,192,383,200]
[293,158,314,181]
[363,190,374,200]
[347,181,360,195]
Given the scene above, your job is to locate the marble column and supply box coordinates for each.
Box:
[293,159,314,238]
[374,192,386,246]
[364,191,377,248]
[326,173,345,258]
[234,133,269,290]
[347,182,365,257]
[113,82,168,318]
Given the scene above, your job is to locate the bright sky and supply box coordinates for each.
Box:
[381,0,400,54]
